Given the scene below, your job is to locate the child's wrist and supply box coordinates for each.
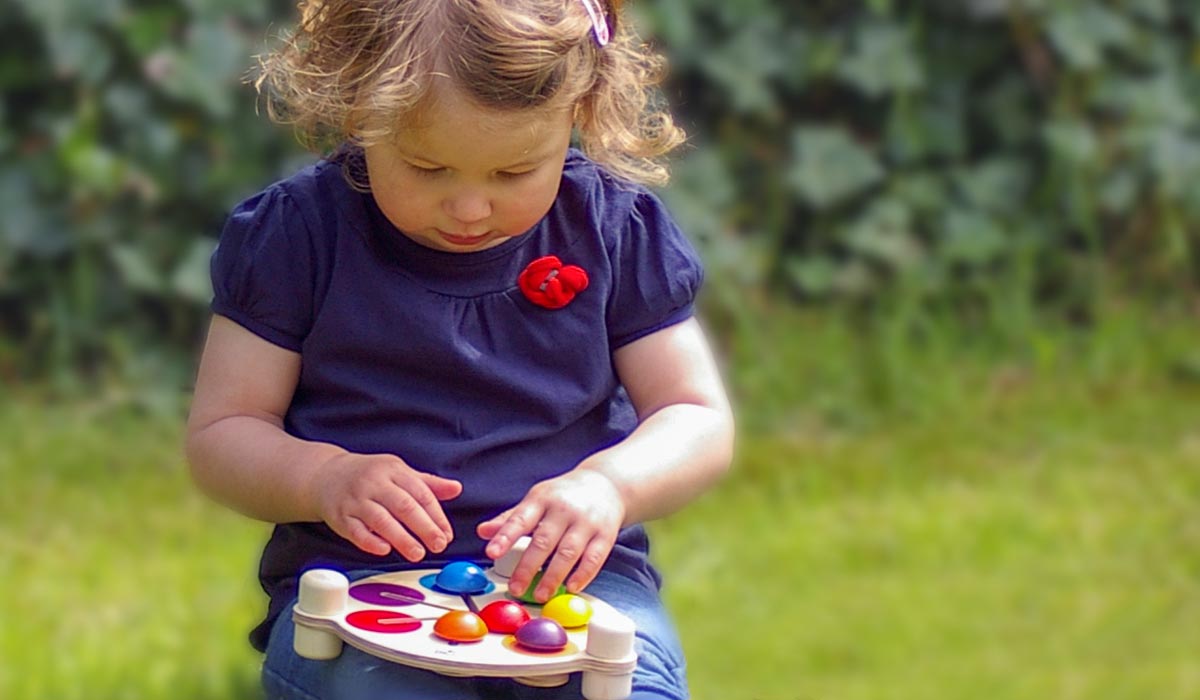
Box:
[573,462,631,523]
[301,444,351,521]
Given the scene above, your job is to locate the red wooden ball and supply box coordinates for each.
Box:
[479,600,532,634]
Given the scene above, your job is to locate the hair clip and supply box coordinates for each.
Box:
[579,0,610,47]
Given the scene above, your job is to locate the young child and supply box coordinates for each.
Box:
[185,0,734,698]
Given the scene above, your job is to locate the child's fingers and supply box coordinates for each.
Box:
[481,504,541,559]
[564,533,615,593]
[512,515,571,600]
[359,501,429,561]
[536,526,593,600]
[483,502,548,596]
[338,514,397,558]
[477,508,514,546]
[390,468,456,537]
[376,482,451,554]
[420,473,463,501]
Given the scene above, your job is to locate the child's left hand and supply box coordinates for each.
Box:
[476,468,625,602]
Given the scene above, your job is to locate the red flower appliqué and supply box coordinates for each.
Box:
[518,255,589,309]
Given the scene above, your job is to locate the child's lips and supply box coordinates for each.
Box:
[437,230,491,246]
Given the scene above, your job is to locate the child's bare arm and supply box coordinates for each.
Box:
[186,315,460,561]
[478,316,734,599]
[594,316,735,522]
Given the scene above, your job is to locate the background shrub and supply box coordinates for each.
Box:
[646,0,1200,325]
[1,0,1198,386]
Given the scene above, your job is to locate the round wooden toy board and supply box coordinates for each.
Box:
[291,548,637,698]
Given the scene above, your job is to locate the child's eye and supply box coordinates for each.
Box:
[497,170,533,180]
[407,163,446,177]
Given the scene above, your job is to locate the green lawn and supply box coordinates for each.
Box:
[2,309,1198,699]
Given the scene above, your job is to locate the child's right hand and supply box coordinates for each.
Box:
[309,452,462,561]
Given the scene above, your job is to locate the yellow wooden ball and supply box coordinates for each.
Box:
[541,594,593,628]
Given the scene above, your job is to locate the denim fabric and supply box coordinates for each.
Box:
[262,569,689,700]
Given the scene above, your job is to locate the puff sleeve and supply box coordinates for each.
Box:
[605,190,704,349]
[209,186,318,352]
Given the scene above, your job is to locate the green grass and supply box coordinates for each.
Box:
[0,400,267,700]
[3,306,1199,699]
[654,380,1200,699]
[654,305,1200,699]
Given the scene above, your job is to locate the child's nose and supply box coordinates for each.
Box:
[443,190,492,225]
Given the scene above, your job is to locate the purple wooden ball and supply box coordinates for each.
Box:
[514,617,568,652]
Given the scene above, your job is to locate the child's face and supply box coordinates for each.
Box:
[364,88,575,253]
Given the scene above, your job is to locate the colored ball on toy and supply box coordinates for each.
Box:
[434,561,491,594]
[479,600,531,634]
[433,610,488,642]
[541,594,592,628]
[512,570,567,603]
[514,617,568,652]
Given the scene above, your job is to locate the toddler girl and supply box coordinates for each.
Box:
[186,1,734,698]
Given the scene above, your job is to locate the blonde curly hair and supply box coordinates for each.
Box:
[255,0,685,185]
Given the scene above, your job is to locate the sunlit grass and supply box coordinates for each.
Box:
[0,399,267,700]
[654,305,1200,700]
[3,305,1199,699]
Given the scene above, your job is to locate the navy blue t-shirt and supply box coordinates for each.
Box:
[210,149,703,650]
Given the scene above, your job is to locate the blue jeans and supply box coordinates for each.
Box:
[262,569,690,700]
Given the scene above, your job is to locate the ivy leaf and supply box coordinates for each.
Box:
[939,208,1008,266]
[962,0,1012,20]
[171,238,217,302]
[799,30,846,81]
[1146,129,1200,201]
[1095,75,1195,128]
[953,158,1032,215]
[1098,169,1139,214]
[1046,4,1135,70]
[889,171,950,215]
[58,107,127,198]
[786,256,876,298]
[960,0,1056,19]
[842,198,924,271]
[885,87,966,164]
[979,75,1039,148]
[44,27,113,84]
[120,6,180,57]
[1043,119,1100,168]
[786,256,838,296]
[111,244,165,293]
[15,0,127,27]
[1129,0,1171,24]
[789,126,885,210]
[636,0,698,51]
[698,17,788,114]
[836,22,924,97]
[0,166,70,257]
[154,21,246,118]
[182,0,274,22]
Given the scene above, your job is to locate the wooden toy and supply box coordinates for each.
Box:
[292,536,638,700]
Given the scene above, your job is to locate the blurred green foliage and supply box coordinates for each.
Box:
[0,0,303,386]
[645,0,1200,321]
[1,0,1199,385]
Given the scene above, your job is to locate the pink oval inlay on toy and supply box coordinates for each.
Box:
[346,609,422,634]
